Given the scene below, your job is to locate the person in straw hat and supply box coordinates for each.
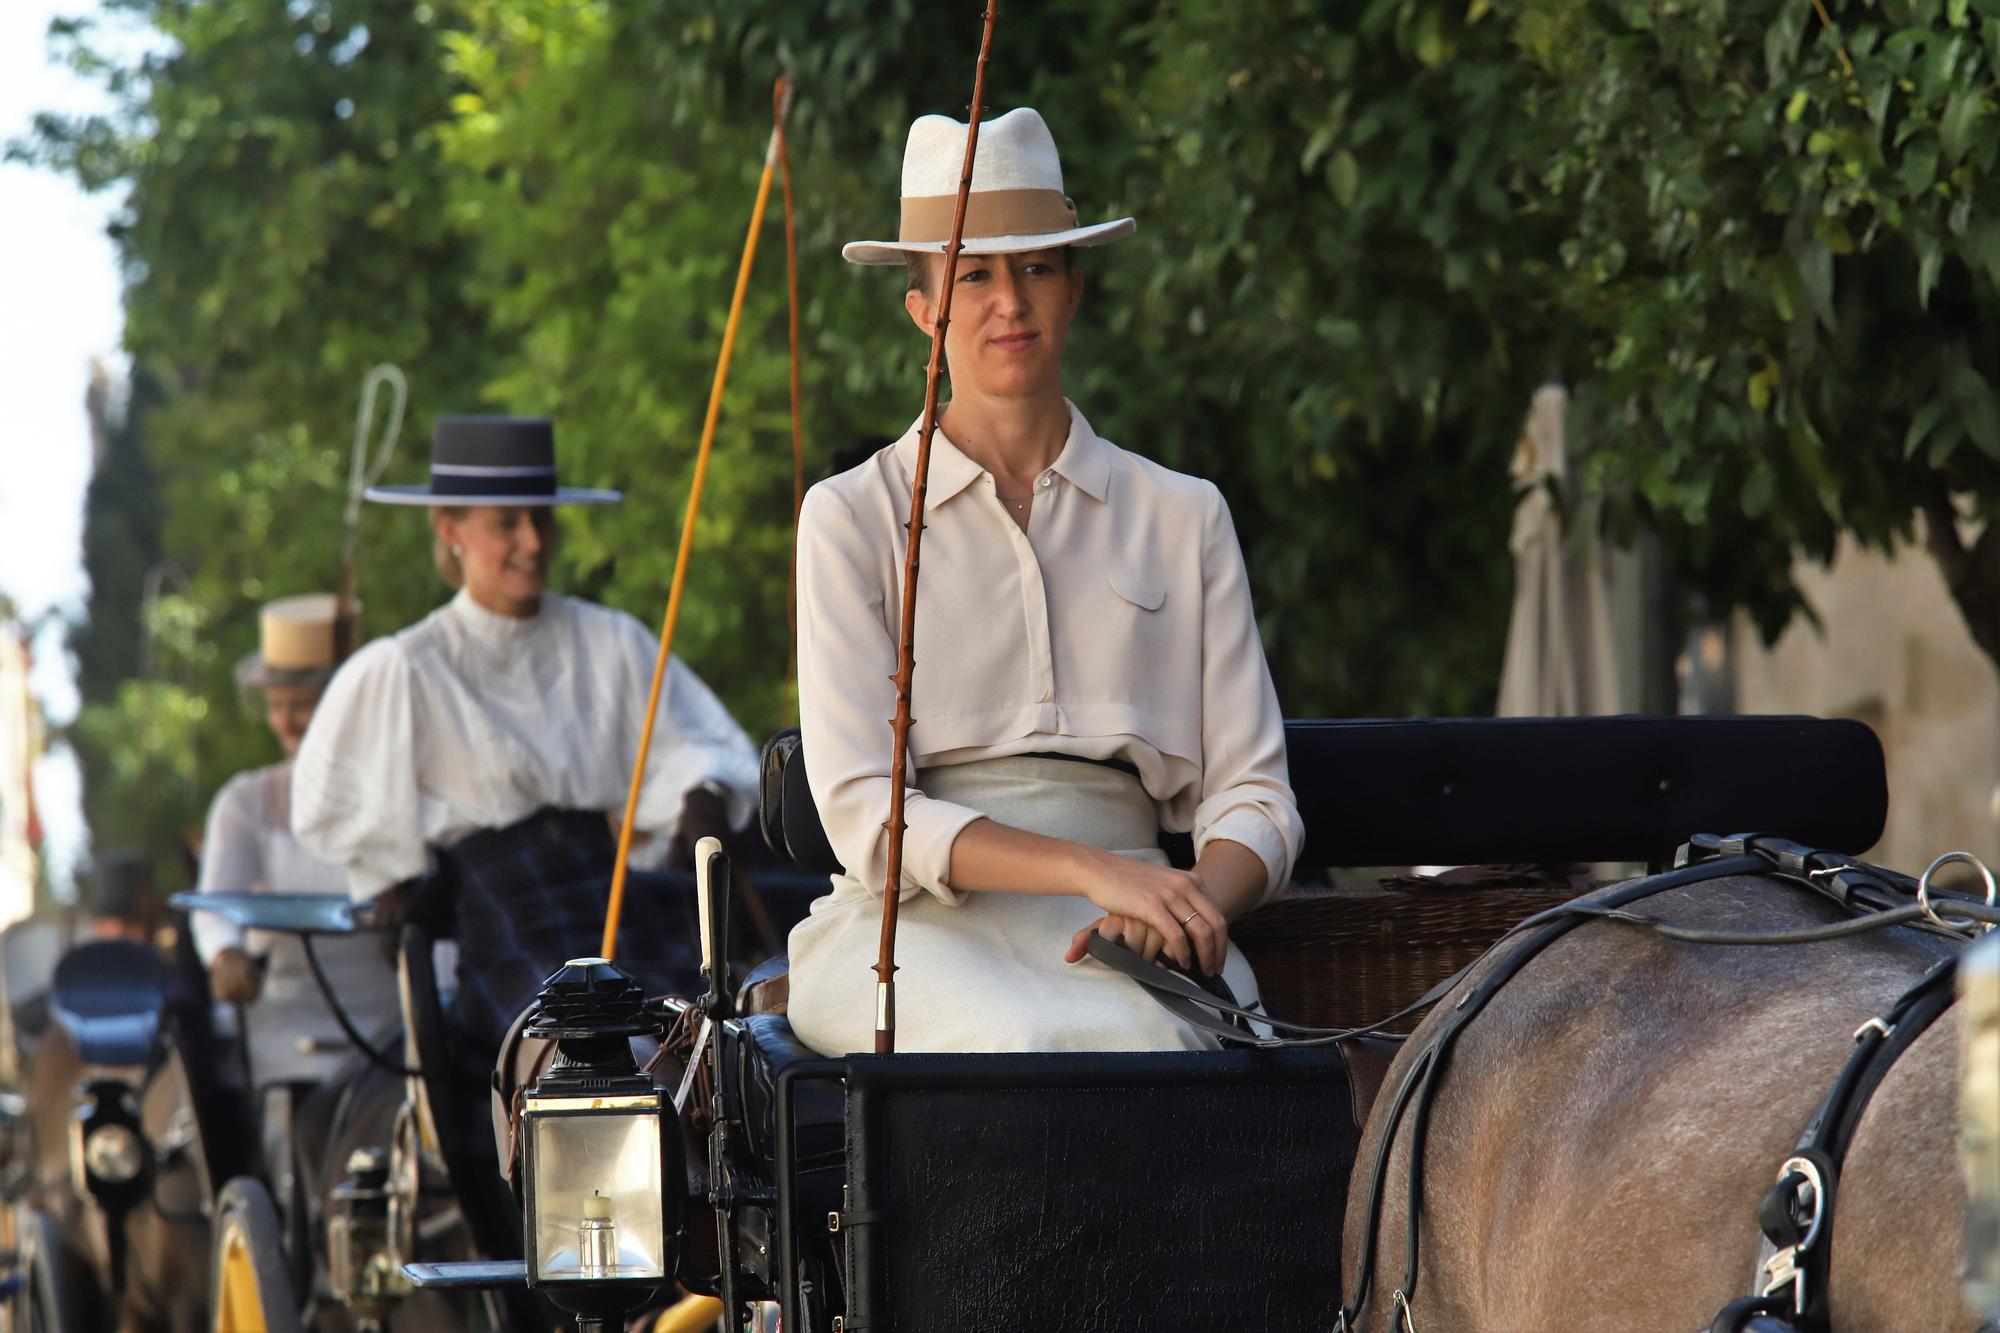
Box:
[194,593,400,1086]
[291,415,759,1058]
[788,108,1302,1054]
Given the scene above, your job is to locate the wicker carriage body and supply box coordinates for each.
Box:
[1233,872,1589,1033]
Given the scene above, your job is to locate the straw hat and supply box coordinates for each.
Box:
[365,416,620,507]
[234,593,348,692]
[841,107,1135,265]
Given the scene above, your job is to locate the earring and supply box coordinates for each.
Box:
[451,545,463,558]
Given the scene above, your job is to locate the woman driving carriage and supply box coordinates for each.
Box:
[290,416,761,1057]
[787,108,1302,1055]
[193,593,398,1086]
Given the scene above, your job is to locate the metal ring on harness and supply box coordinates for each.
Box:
[1776,1154,1826,1258]
[1916,851,1997,933]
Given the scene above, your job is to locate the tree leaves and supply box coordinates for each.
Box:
[39,0,2000,863]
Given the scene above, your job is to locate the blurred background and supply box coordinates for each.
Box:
[3,0,1998,915]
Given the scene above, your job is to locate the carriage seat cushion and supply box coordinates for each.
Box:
[51,940,168,1068]
[734,1013,843,1175]
[738,954,790,1016]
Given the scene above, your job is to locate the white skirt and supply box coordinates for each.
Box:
[785,755,1262,1055]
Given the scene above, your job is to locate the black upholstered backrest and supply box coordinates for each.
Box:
[759,715,1888,876]
[1286,715,1885,868]
[50,939,168,1068]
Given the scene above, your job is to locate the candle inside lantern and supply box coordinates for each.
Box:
[579,1191,617,1276]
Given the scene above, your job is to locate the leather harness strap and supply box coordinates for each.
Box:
[1334,852,1769,1330]
[1710,956,1961,1333]
[1100,836,1984,1332]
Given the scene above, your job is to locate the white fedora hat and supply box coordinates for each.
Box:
[842,107,1135,266]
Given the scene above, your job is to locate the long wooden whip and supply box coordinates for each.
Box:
[777,78,807,689]
[874,1,1001,1054]
[601,77,797,959]
[335,363,406,659]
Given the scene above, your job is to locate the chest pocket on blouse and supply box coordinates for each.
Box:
[1103,568,1173,677]
[1108,570,1167,612]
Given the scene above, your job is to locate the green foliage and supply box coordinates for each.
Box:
[27,0,485,871]
[1518,0,2000,647]
[39,0,2000,877]
[436,0,1543,721]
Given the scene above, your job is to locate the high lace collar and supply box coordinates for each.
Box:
[447,587,554,645]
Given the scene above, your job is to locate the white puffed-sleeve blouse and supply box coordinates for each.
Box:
[796,400,1301,905]
[292,589,760,900]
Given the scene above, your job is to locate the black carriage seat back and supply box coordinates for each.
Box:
[760,716,1889,875]
[760,729,840,875]
[50,939,169,1068]
[1283,715,1886,868]
[399,916,528,1262]
[839,1048,1358,1332]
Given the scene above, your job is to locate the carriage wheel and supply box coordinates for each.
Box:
[208,1178,301,1333]
[8,1207,78,1333]
[650,1292,726,1332]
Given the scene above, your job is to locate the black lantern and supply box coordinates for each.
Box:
[71,1078,148,1209]
[327,1145,408,1325]
[519,957,682,1330]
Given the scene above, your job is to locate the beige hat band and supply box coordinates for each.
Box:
[899,187,1079,244]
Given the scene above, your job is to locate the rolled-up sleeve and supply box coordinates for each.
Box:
[291,642,430,901]
[796,485,984,902]
[192,775,258,961]
[1189,484,1301,902]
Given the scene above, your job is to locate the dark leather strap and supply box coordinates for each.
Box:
[1339,853,1767,1327]
[1083,932,1460,1047]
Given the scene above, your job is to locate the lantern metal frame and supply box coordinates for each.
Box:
[516,957,683,1329]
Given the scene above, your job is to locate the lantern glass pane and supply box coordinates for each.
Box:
[528,1110,666,1282]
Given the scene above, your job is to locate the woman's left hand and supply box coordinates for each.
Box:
[1065,870,1231,974]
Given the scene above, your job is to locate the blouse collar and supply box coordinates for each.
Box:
[895,400,1110,511]
[447,586,551,644]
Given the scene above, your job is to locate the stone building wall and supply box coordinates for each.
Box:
[1732,526,2000,873]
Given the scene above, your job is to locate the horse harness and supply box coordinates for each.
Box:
[1699,839,1991,1333]
[1100,834,1995,1333]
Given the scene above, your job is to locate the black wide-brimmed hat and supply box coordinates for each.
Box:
[364,415,621,507]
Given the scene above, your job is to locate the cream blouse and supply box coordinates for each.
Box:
[292,589,760,899]
[796,400,1301,905]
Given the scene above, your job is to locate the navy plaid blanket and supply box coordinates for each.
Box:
[437,807,702,1055]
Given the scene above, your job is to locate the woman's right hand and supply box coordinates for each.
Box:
[1063,851,1228,975]
[210,947,265,1005]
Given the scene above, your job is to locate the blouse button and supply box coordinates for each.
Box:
[1037,473,1052,490]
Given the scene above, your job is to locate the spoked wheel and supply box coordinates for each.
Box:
[6,1208,78,1333]
[209,1178,301,1333]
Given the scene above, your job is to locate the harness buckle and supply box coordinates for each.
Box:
[1759,1245,1803,1312]
[1391,1289,1418,1333]
[1853,1015,1894,1044]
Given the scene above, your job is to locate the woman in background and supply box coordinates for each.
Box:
[194,593,398,1086]
[293,415,760,1057]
